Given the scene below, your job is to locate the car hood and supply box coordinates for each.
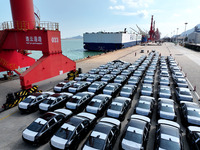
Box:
[120,92,131,97]
[39,103,50,111]
[187,116,200,125]
[107,109,120,118]
[51,135,68,149]
[122,139,142,150]
[66,102,77,110]
[23,129,37,142]
[160,111,175,120]
[86,106,98,114]
[68,87,77,93]
[136,107,149,116]
[159,93,171,98]
[54,86,62,92]
[18,102,29,109]
[83,145,99,150]
[88,87,96,93]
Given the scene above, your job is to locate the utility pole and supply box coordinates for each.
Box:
[185,22,188,42]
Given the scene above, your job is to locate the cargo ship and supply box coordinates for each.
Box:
[83,30,142,51]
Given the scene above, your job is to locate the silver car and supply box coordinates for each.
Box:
[175,87,193,102]
[140,83,153,96]
[158,85,172,99]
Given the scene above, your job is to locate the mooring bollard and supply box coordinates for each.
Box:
[194,86,196,91]
[135,52,136,56]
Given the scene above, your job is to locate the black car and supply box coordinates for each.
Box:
[154,119,183,150]
[120,114,151,150]
[53,81,76,93]
[179,101,200,126]
[106,97,131,121]
[22,109,72,144]
[87,81,107,94]
[186,126,200,150]
[103,83,121,96]
[101,74,115,83]
[119,84,137,99]
[82,117,120,150]
[68,81,91,93]
[50,113,96,150]
[85,94,112,117]
[127,76,140,86]
[86,74,101,82]
[66,92,94,113]
[39,93,73,112]
[18,92,54,113]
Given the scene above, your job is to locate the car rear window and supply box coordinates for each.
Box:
[159,138,180,150]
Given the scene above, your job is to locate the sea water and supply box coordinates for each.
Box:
[0,39,104,78]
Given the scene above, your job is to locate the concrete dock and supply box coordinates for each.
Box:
[0,42,200,150]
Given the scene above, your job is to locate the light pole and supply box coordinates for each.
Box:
[176,28,179,43]
[184,22,188,42]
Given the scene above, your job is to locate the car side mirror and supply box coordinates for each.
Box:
[127,118,130,121]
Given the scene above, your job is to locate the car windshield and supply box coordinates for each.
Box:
[130,78,137,82]
[160,88,170,94]
[73,83,81,88]
[160,125,179,137]
[56,83,64,87]
[144,77,152,80]
[161,105,173,112]
[23,97,35,103]
[68,97,81,103]
[42,99,54,104]
[142,86,152,91]
[122,88,131,92]
[177,79,186,83]
[187,110,200,117]
[110,104,122,111]
[116,76,123,80]
[159,139,181,150]
[89,101,101,107]
[55,128,73,140]
[180,90,191,95]
[138,102,150,109]
[90,84,99,88]
[27,122,44,132]
[124,131,142,143]
[86,136,105,150]
[105,86,114,90]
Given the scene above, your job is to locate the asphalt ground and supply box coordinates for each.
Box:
[0,42,200,150]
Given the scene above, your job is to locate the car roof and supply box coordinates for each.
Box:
[158,119,180,129]
[40,112,57,121]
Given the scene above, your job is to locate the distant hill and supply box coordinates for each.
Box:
[62,35,83,40]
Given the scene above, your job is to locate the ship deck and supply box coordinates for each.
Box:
[0,42,200,150]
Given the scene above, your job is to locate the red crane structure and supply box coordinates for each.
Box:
[148,15,160,42]
[0,0,76,89]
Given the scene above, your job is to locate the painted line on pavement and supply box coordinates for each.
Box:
[0,110,17,121]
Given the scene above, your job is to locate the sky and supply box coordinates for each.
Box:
[0,0,200,38]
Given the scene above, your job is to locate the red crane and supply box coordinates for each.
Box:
[148,15,155,42]
[0,0,76,89]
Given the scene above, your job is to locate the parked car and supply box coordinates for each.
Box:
[39,93,73,112]
[179,101,200,126]
[87,81,107,94]
[110,69,122,76]
[127,76,140,86]
[74,73,89,81]
[85,94,112,117]
[50,112,96,150]
[66,92,94,113]
[157,98,177,121]
[133,70,143,78]
[22,109,72,144]
[160,70,169,77]
[143,75,154,84]
[121,69,132,77]
[101,74,115,83]
[174,77,188,88]
[159,76,170,86]
[120,114,151,150]
[82,117,120,150]
[99,69,110,75]
[106,97,131,121]
[88,68,100,74]
[53,81,76,93]
[134,96,155,117]
[18,92,54,113]
[68,81,91,93]
[146,70,155,76]
[175,87,193,102]
[158,85,172,99]
[186,126,200,150]
[172,71,184,80]
[119,84,137,99]
[103,83,121,96]
[114,75,128,85]
[154,119,183,150]
[140,83,154,96]
[86,74,101,82]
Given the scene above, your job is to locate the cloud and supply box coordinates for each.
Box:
[110,0,118,3]
[114,9,149,18]
[109,5,125,10]
[122,0,154,8]
[173,13,180,17]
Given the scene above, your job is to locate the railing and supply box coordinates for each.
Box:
[0,21,59,31]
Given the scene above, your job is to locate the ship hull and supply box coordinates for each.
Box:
[83,32,141,51]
